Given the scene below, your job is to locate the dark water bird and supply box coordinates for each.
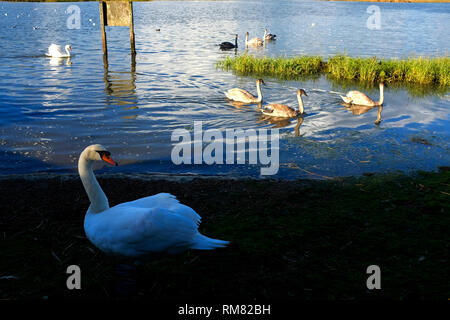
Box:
[264,28,276,41]
[78,144,229,258]
[261,89,308,118]
[219,34,238,50]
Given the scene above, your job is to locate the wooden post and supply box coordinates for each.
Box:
[131,52,136,73]
[99,1,108,57]
[99,1,136,56]
[129,1,136,55]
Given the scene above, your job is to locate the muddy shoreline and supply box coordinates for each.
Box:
[1,170,449,300]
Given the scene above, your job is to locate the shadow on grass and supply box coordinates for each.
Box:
[0,169,449,300]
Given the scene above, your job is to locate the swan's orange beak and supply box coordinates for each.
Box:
[102,154,118,166]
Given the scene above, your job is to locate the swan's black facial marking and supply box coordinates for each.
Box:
[96,150,111,158]
[96,150,118,166]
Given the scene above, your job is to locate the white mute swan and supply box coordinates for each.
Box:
[261,89,307,118]
[224,79,265,104]
[79,144,229,257]
[46,44,72,58]
[340,83,384,107]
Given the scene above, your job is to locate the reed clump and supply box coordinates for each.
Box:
[217,54,450,87]
[327,55,450,86]
[217,55,325,79]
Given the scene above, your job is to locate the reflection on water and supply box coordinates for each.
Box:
[103,54,137,109]
[342,104,383,125]
[0,1,448,178]
[48,57,72,66]
[258,114,304,137]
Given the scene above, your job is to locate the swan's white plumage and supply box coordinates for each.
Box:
[79,145,228,257]
[46,43,71,58]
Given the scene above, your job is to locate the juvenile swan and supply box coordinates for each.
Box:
[261,89,307,118]
[245,32,264,47]
[79,144,229,257]
[340,83,384,107]
[225,79,265,104]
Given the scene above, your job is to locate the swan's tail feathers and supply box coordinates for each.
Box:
[340,95,352,104]
[191,233,229,250]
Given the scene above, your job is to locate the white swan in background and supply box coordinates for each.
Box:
[79,144,229,257]
[264,28,276,41]
[340,83,384,107]
[225,79,265,104]
[261,89,307,118]
[46,44,72,58]
[245,32,264,47]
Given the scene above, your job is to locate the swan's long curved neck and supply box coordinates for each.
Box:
[256,82,263,102]
[65,47,71,57]
[78,154,109,214]
[297,94,304,114]
[378,84,384,105]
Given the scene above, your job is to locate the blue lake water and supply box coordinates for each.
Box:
[0,1,449,178]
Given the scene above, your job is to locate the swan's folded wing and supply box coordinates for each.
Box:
[134,207,201,254]
[347,91,373,105]
[271,104,291,112]
[93,206,200,256]
[264,104,293,116]
[116,193,201,225]
[48,44,61,55]
[49,44,61,50]
[225,88,255,101]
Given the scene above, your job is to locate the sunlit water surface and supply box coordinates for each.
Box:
[0,1,449,178]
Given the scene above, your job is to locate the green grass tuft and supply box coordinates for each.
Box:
[216,55,325,80]
[217,54,450,88]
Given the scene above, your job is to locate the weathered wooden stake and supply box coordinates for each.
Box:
[99,1,108,56]
[99,1,136,57]
[129,1,136,55]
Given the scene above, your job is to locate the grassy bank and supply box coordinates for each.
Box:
[217,55,324,80]
[1,169,449,300]
[217,54,450,87]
